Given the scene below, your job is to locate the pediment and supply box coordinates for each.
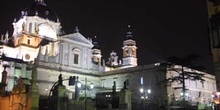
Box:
[62,32,93,47]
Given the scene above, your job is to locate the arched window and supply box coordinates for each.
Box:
[29,23,32,33]
[72,48,81,66]
[27,39,31,45]
[74,54,79,64]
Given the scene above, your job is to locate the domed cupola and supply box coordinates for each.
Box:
[12,0,61,42]
[10,0,61,62]
[24,0,58,22]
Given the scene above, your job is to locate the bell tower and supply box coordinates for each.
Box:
[122,25,137,66]
[91,36,102,65]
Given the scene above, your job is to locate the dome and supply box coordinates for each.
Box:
[24,1,58,22]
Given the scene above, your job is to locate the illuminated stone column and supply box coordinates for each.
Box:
[21,63,27,78]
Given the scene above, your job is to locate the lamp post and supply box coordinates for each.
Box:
[139,87,151,110]
[180,91,189,105]
[75,76,81,100]
[140,77,151,100]
[48,74,79,110]
[139,77,151,110]
[140,87,151,100]
[77,77,94,110]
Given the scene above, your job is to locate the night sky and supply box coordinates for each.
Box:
[0,0,213,73]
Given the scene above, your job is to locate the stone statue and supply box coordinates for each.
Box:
[112,81,116,93]
[58,74,63,86]
[35,25,39,35]
[22,22,26,32]
[123,79,128,89]
[10,78,27,110]
[112,81,117,108]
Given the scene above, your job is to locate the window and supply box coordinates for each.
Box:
[72,48,81,66]
[73,54,79,64]
[141,77,143,85]
[132,48,136,57]
[27,39,30,44]
[102,81,105,88]
[125,48,129,56]
[29,23,32,33]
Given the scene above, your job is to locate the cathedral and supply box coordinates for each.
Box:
[0,0,217,109]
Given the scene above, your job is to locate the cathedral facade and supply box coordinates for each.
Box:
[0,0,217,109]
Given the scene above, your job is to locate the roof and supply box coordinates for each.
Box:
[62,32,93,47]
[24,1,58,22]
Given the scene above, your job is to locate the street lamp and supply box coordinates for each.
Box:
[140,88,144,93]
[180,92,184,96]
[180,92,189,97]
[90,83,94,89]
[139,77,151,100]
[139,87,151,110]
[140,88,151,100]
[147,89,151,94]
[77,82,82,88]
[77,77,94,110]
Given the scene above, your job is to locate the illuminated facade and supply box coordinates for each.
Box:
[0,0,138,96]
[207,0,220,91]
[0,0,217,109]
[166,65,216,106]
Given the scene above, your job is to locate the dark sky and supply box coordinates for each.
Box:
[0,0,214,73]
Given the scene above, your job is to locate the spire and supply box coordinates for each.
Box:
[92,36,99,49]
[74,26,79,33]
[126,25,133,40]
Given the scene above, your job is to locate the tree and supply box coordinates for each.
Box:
[159,54,205,107]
